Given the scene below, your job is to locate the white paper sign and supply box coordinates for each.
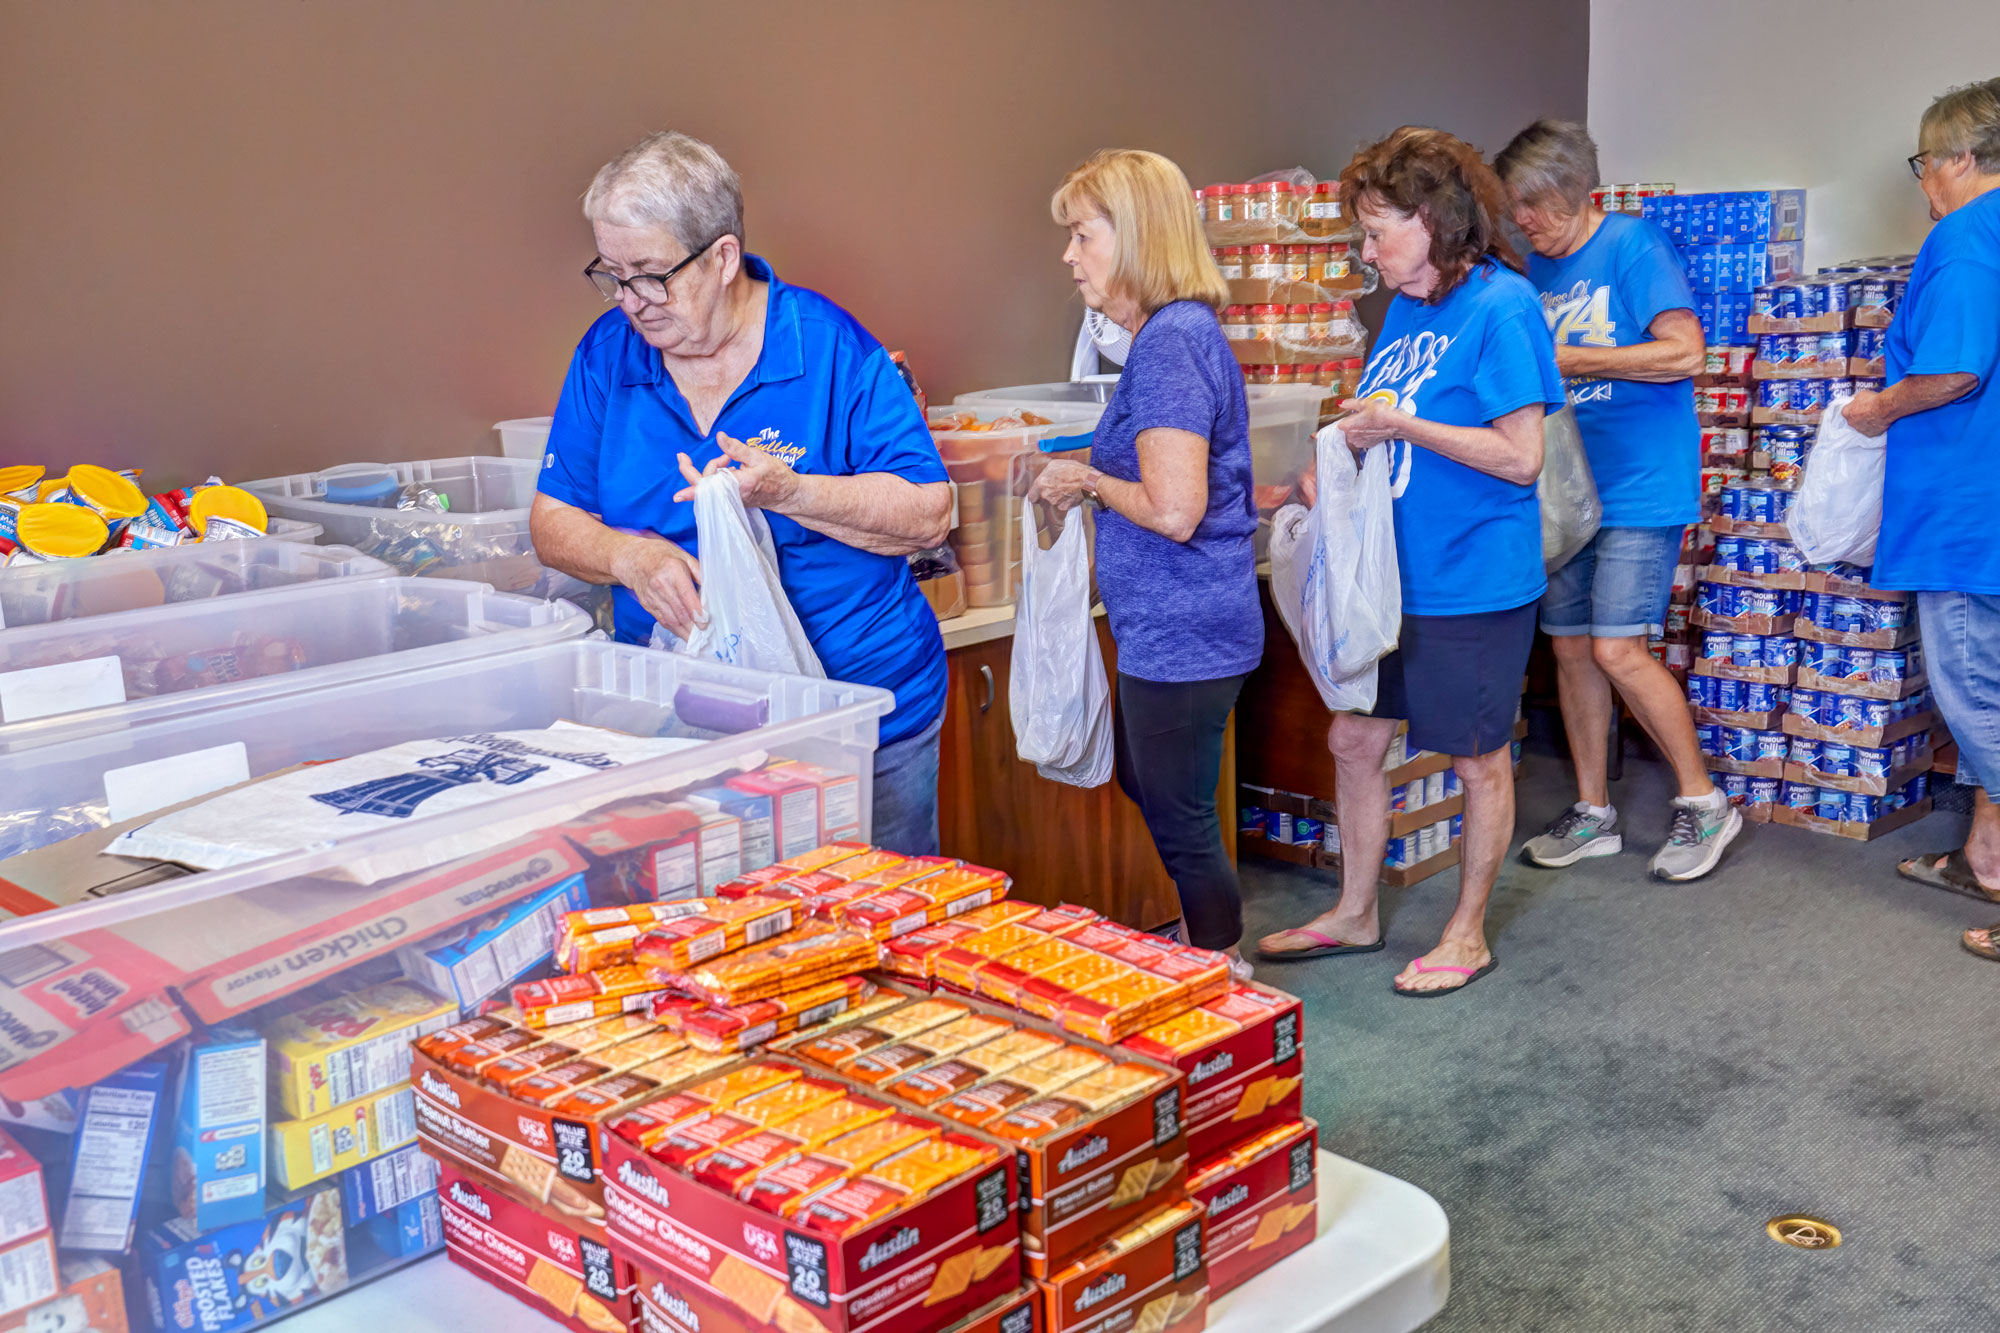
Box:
[103,742,252,824]
[0,655,126,723]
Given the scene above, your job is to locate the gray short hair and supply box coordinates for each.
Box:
[583,131,744,252]
[1920,78,2000,174]
[1493,118,1601,212]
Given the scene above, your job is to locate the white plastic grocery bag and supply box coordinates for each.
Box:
[1791,398,1886,566]
[651,472,825,678]
[1268,423,1401,712]
[1008,502,1113,788]
[1538,401,1602,572]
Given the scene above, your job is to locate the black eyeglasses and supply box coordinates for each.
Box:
[1908,152,1930,180]
[584,238,716,305]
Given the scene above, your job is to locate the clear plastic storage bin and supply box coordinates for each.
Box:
[0,541,393,630]
[0,577,590,752]
[241,455,592,604]
[928,404,1098,607]
[494,415,554,460]
[0,641,890,1327]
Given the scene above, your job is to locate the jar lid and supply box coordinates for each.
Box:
[1285,304,1312,314]
[1308,243,1332,252]
[1251,304,1283,314]
[1246,244,1281,254]
[1221,246,1245,254]
[1322,362,1343,372]
[1229,183,1253,194]
[1224,305,1248,315]
[1313,182,1339,194]
[1333,300,1355,310]
[1311,303,1335,313]
[1342,358,1366,367]
[1284,244,1310,253]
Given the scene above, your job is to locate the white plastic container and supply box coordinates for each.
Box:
[494,416,554,460]
[240,455,591,602]
[0,577,590,751]
[0,541,393,631]
[0,638,892,1104]
[956,381,1324,509]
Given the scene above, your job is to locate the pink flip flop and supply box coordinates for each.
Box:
[1257,927,1387,961]
[1392,955,1499,998]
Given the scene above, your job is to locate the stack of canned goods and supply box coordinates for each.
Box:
[1754,376,1884,412]
[1687,675,1793,714]
[1799,639,1923,686]
[1385,815,1461,869]
[1696,630,1798,669]
[1700,425,1750,459]
[1702,346,1754,376]
[1694,384,1752,417]
[1697,724,1789,764]
[1711,533,1809,575]
[1752,328,1886,369]
[1772,773,1929,823]
[1786,733,1929,777]
[1715,480,1797,524]
[1696,584,1803,619]
[1710,772,1784,807]
[1789,685,1933,729]
[1798,592,1909,634]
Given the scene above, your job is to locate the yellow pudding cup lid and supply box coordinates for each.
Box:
[0,465,45,496]
[15,503,110,558]
[187,485,268,536]
[65,463,149,519]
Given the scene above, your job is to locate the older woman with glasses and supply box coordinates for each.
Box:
[530,130,954,853]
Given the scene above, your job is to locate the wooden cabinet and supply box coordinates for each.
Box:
[936,619,1232,931]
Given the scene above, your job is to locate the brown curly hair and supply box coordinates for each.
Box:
[1339,126,1524,304]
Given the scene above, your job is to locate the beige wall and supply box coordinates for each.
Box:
[0,0,1587,487]
[1589,0,2000,269]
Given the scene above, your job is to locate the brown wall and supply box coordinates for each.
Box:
[0,1,1588,487]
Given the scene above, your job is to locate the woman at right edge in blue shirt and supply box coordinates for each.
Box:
[1258,127,1565,997]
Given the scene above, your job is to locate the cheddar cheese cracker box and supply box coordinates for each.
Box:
[1123,982,1302,1161]
[439,1166,637,1333]
[605,1117,1019,1333]
[1034,1199,1206,1333]
[1186,1119,1317,1297]
[260,978,456,1119]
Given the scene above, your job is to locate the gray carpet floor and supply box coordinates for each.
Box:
[1239,730,2000,1332]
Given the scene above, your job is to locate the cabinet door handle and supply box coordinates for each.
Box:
[978,665,994,712]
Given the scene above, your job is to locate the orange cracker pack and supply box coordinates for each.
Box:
[630,895,801,972]
[673,976,880,1054]
[1122,981,1302,1161]
[1036,1199,1207,1333]
[663,923,879,1007]
[1186,1119,1317,1297]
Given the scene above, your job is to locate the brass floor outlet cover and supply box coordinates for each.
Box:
[1767,1215,1842,1249]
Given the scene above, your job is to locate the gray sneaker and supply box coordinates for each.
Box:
[1650,797,1744,881]
[1522,804,1624,867]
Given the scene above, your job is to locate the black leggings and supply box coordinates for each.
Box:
[1113,671,1246,951]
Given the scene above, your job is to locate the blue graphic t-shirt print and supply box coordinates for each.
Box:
[309,733,617,818]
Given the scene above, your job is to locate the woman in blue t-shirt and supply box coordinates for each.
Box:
[1258,128,1563,998]
[1030,149,1262,976]
[1495,118,1739,885]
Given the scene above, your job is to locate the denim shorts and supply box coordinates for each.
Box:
[1918,590,2000,791]
[1540,524,1687,638]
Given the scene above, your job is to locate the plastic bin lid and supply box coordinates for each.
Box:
[316,464,402,506]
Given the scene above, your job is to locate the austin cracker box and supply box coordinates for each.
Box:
[1034,1199,1207,1333]
[1186,1119,1317,1297]
[1121,982,1300,1162]
[439,1166,635,1333]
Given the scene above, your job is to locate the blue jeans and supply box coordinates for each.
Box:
[1918,591,2000,791]
[870,707,944,855]
[1541,525,1687,638]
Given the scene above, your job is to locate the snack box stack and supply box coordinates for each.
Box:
[602,1048,1032,1333]
[1634,188,1807,347]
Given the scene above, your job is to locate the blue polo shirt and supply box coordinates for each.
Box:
[539,255,949,743]
[1875,188,2000,593]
